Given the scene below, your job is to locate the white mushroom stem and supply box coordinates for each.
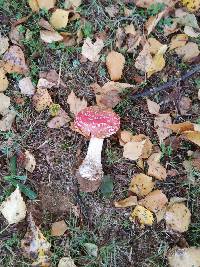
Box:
[79,137,104,180]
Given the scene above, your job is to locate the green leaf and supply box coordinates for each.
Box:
[100,175,114,197]
[10,156,17,176]
[4,175,27,181]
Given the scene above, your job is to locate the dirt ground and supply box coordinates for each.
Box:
[0,1,200,266]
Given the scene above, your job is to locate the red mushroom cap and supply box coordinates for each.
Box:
[74,106,120,138]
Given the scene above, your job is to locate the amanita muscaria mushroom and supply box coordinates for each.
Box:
[74,106,120,192]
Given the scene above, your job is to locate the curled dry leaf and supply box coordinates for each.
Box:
[18,77,35,96]
[51,220,68,236]
[165,201,191,232]
[129,173,155,197]
[106,51,125,81]
[139,190,168,213]
[0,36,9,55]
[21,214,51,266]
[146,99,160,115]
[135,42,153,73]
[154,113,172,143]
[67,90,87,116]
[114,195,138,208]
[48,109,71,128]
[147,152,167,180]
[40,30,63,43]
[3,45,29,74]
[123,140,146,161]
[0,68,9,92]
[37,0,56,10]
[130,205,154,226]
[24,150,36,173]
[169,34,188,51]
[58,257,77,267]
[82,37,104,62]
[50,9,69,30]
[32,88,52,112]
[175,42,200,62]
[167,247,200,267]
[0,187,26,224]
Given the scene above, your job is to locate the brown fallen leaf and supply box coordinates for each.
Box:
[0,36,9,55]
[154,113,172,143]
[119,130,133,145]
[146,99,160,115]
[130,205,154,226]
[67,90,87,116]
[24,150,36,173]
[139,190,168,213]
[167,247,200,267]
[183,131,200,147]
[50,9,70,30]
[51,220,68,236]
[147,152,167,180]
[82,37,104,62]
[3,45,29,74]
[169,34,188,51]
[32,88,52,112]
[40,30,63,43]
[37,0,56,10]
[123,140,146,161]
[167,121,194,133]
[48,109,70,128]
[21,214,51,266]
[106,51,125,81]
[135,41,153,73]
[18,77,35,96]
[114,196,138,208]
[165,201,191,232]
[175,42,200,62]
[178,96,192,115]
[129,173,155,197]
[28,0,39,12]
[0,68,9,92]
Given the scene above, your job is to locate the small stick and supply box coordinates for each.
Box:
[130,64,200,99]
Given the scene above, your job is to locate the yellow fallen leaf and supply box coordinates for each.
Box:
[0,68,8,92]
[40,30,63,43]
[50,9,70,29]
[129,173,155,197]
[37,0,56,10]
[123,140,146,161]
[147,152,167,180]
[181,0,200,11]
[167,121,194,133]
[175,42,200,62]
[82,37,104,62]
[106,51,125,81]
[146,99,160,115]
[169,33,188,50]
[32,88,52,112]
[114,196,138,208]
[184,131,200,146]
[28,0,39,12]
[67,90,87,116]
[51,220,68,236]
[130,205,154,226]
[148,38,163,54]
[154,113,172,143]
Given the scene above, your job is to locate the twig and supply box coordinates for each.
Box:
[130,64,200,99]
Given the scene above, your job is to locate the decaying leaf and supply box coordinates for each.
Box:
[175,42,200,62]
[139,190,168,213]
[67,90,87,116]
[165,201,191,232]
[48,109,70,128]
[0,68,9,92]
[51,220,68,236]
[21,214,51,266]
[167,246,200,267]
[3,45,29,74]
[82,37,104,62]
[130,205,154,226]
[18,77,35,96]
[147,99,160,115]
[50,9,70,29]
[106,51,125,81]
[58,257,77,267]
[114,196,138,208]
[135,42,153,73]
[0,36,9,55]
[129,173,155,197]
[169,34,188,50]
[37,0,56,10]
[32,88,52,112]
[24,150,36,173]
[154,113,172,143]
[123,140,146,161]
[124,23,136,35]
[40,30,63,43]
[147,152,167,180]
[0,187,26,224]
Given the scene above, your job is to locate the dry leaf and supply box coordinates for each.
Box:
[48,109,70,128]
[146,10,166,35]
[147,99,160,115]
[114,196,138,208]
[0,36,9,55]
[82,37,104,62]
[24,150,36,173]
[147,152,167,180]
[21,214,51,266]
[123,140,146,161]
[154,113,172,143]
[32,88,52,112]
[131,134,153,159]
[124,23,136,35]
[105,5,119,17]
[148,38,163,54]
[106,51,125,81]
[169,34,188,50]
[0,110,16,131]
[179,96,192,115]
[165,202,191,232]
[19,77,35,96]
[58,257,77,267]
[184,26,200,38]
[167,247,200,267]
[9,26,25,46]
[37,0,56,10]
[133,0,176,8]
[130,205,154,226]
[167,121,194,133]
[119,130,133,145]
[39,69,66,88]
[129,173,155,197]
[50,9,69,29]
[181,0,200,11]
[67,90,87,116]
[40,30,63,43]
[175,42,200,62]
[28,0,39,12]
[0,93,10,114]
[0,68,8,92]
[51,220,68,236]
[183,131,200,146]
[135,42,153,73]
[64,0,82,9]
[0,187,26,224]
[3,45,29,74]
[139,190,168,213]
